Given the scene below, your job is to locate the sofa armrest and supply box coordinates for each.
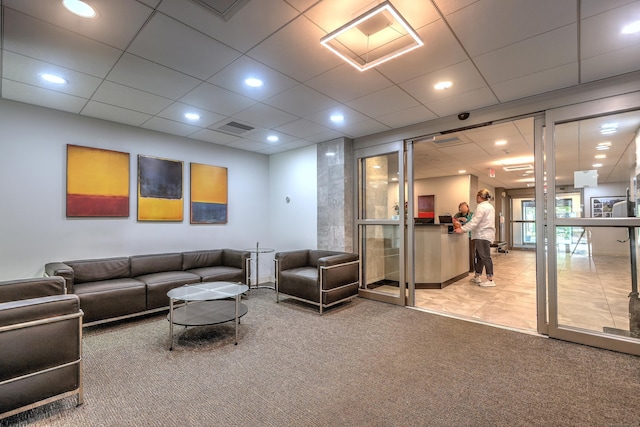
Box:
[275,250,309,272]
[0,276,67,304]
[45,262,75,294]
[318,253,360,291]
[222,249,250,269]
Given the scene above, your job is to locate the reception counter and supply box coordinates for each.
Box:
[414,224,469,288]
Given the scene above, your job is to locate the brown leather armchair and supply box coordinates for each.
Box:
[0,276,83,420]
[274,250,360,314]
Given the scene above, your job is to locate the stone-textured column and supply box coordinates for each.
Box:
[317,138,354,252]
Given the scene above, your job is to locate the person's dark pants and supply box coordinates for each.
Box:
[473,239,493,277]
[468,238,475,272]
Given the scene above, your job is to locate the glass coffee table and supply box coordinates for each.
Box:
[167,281,249,351]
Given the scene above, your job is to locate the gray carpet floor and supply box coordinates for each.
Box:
[3,288,640,427]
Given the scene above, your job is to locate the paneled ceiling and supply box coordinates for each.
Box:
[1,0,640,188]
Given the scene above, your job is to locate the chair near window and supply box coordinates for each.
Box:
[274,250,360,314]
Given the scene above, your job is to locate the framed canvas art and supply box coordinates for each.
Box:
[137,155,183,221]
[66,144,130,217]
[590,196,625,218]
[190,162,228,224]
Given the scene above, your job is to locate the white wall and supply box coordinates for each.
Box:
[268,145,318,252]
[0,99,270,280]
[413,175,471,217]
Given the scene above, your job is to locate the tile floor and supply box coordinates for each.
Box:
[414,248,637,335]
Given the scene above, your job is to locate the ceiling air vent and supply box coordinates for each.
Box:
[190,0,252,21]
[428,135,466,148]
[217,121,255,135]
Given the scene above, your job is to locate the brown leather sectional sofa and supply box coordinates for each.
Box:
[45,249,250,326]
[0,276,83,420]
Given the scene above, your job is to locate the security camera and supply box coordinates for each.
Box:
[458,112,470,120]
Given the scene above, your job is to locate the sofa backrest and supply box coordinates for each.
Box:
[66,257,130,284]
[308,250,342,267]
[182,250,222,270]
[0,276,67,303]
[130,253,183,277]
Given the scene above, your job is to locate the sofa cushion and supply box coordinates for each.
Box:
[130,253,183,277]
[136,271,200,310]
[182,250,222,270]
[188,266,243,282]
[74,278,146,323]
[66,257,130,284]
[279,267,319,302]
[308,250,341,268]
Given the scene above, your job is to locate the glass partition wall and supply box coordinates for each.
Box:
[546,93,640,355]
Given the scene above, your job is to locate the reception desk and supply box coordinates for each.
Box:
[414,224,469,289]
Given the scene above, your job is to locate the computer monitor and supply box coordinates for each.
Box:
[438,215,453,223]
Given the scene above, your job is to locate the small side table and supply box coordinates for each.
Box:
[244,242,275,289]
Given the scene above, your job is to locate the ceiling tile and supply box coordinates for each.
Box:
[188,129,242,145]
[347,86,420,118]
[107,53,201,100]
[232,103,299,128]
[274,119,332,138]
[156,102,226,128]
[580,0,638,18]
[245,129,297,145]
[207,56,298,101]
[248,15,342,81]
[446,0,576,57]
[3,9,122,78]
[159,0,299,53]
[141,117,201,137]
[425,87,498,117]
[263,84,338,117]
[92,80,173,115]
[376,19,468,84]
[581,43,640,82]
[1,79,87,113]
[304,105,370,130]
[375,105,437,129]
[2,51,102,98]
[81,101,152,127]
[3,0,154,50]
[180,82,256,116]
[491,63,578,102]
[305,63,393,103]
[399,60,488,105]
[225,138,271,152]
[474,25,577,85]
[128,13,240,80]
[581,1,640,58]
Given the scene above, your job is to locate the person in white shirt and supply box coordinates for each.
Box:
[453,189,496,287]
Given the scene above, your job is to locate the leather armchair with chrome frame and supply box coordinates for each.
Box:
[274,249,360,314]
[0,276,83,420]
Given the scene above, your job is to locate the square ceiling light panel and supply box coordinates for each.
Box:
[320,1,424,72]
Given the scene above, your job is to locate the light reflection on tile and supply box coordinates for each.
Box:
[414,249,637,337]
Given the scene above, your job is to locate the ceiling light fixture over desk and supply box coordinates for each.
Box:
[320,1,423,72]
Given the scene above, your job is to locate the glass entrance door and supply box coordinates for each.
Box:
[546,92,640,355]
[355,142,405,306]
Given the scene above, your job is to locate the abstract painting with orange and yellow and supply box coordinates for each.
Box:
[66,145,130,217]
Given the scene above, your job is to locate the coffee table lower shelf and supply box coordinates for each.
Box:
[167,300,248,350]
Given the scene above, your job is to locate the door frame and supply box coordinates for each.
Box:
[354,140,407,307]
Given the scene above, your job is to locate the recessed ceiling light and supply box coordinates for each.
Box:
[458,170,466,174]
[244,77,263,88]
[184,112,200,120]
[62,0,96,18]
[593,163,603,168]
[596,142,611,150]
[622,20,640,34]
[434,81,452,90]
[600,123,618,135]
[325,152,336,157]
[594,154,606,159]
[330,114,344,123]
[495,140,507,146]
[267,135,279,142]
[40,73,68,84]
